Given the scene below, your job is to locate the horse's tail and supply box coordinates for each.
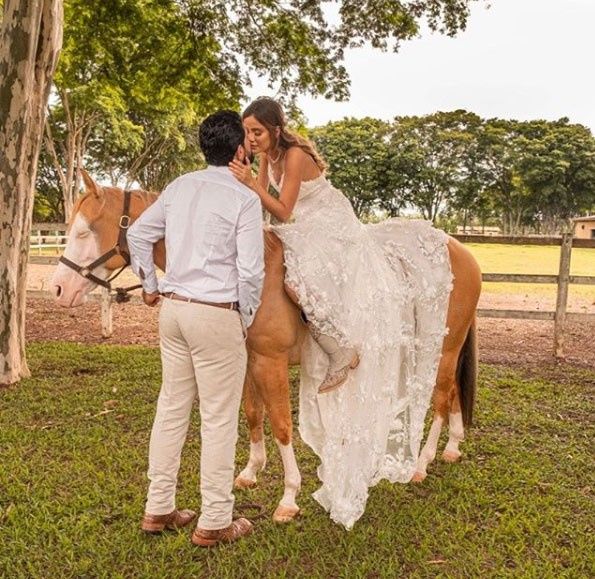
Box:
[456,318,478,427]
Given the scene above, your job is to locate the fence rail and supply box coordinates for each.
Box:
[28,228,595,357]
[452,234,595,249]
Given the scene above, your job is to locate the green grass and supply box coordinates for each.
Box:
[465,244,595,299]
[1,343,594,578]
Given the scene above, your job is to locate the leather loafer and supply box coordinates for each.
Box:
[191,518,253,547]
[141,508,197,534]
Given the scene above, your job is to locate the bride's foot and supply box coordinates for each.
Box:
[318,350,360,394]
[307,323,360,393]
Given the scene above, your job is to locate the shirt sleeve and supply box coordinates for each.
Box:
[127,194,166,294]
[236,195,264,327]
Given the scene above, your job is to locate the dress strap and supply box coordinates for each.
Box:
[266,159,283,191]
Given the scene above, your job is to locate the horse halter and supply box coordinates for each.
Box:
[59,190,142,302]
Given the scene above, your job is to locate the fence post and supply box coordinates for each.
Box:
[554,233,573,358]
[101,288,113,338]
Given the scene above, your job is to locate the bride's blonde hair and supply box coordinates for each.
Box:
[243,97,327,171]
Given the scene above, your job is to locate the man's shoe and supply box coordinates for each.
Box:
[191,518,253,547]
[141,509,197,534]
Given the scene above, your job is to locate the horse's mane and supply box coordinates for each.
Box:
[70,186,159,227]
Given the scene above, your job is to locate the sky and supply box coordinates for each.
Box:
[246,0,595,131]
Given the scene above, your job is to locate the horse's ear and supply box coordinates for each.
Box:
[80,168,103,199]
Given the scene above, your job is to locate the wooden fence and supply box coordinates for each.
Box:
[29,224,595,358]
[452,233,595,358]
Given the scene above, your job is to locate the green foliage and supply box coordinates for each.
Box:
[519,118,595,231]
[311,114,595,233]
[384,110,484,222]
[36,0,481,216]
[310,117,392,218]
[33,147,64,222]
[1,342,593,577]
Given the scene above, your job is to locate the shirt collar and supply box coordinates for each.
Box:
[206,165,232,174]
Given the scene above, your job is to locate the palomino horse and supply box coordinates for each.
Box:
[51,171,482,523]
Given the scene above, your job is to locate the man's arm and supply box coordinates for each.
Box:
[236,195,264,328]
[127,194,166,297]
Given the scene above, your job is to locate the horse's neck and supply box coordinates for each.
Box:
[133,191,166,271]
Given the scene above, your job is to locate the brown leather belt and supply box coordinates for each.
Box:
[161,292,239,311]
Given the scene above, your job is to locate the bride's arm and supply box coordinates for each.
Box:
[229,148,303,223]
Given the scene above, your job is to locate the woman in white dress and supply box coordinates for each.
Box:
[229,97,452,528]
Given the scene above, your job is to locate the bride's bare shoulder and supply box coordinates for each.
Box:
[286,146,321,180]
[285,146,307,159]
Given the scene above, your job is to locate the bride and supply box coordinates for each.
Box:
[229,97,452,528]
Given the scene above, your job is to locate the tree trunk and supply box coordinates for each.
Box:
[0,0,63,385]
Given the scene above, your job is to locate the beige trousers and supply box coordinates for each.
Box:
[145,298,247,530]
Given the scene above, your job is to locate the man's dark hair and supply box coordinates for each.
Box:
[199,110,245,166]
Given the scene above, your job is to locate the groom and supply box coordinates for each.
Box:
[127,110,264,547]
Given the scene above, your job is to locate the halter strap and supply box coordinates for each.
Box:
[59,189,134,292]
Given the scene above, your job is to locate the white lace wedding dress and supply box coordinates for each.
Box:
[268,169,453,529]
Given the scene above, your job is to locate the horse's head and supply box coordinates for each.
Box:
[51,171,136,307]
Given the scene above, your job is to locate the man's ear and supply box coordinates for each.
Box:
[235,144,246,162]
[80,168,103,200]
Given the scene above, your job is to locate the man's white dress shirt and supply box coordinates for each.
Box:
[127,165,264,327]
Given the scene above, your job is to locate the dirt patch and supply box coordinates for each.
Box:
[26,297,595,371]
[29,260,594,369]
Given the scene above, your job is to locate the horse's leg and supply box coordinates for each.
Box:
[443,319,477,462]
[442,386,465,463]
[235,372,267,489]
[283,283,301,307]
[251,351,301,523]
[413,239,481,482]
[412,355,455,482]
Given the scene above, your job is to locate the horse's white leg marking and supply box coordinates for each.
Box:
[442,411,464,462]
[235,439,267,488]
[273,439,301,523]
[413,415,444,482]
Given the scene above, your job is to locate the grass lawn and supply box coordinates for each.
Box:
[465,244,595,299]
[1,343,593,578]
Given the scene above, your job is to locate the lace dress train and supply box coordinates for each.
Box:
[269,172,452,529]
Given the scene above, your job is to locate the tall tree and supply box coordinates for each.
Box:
[0,0,63,385]
[310,118,392,218]
[44,0,238,220]
[519,119,595,233]
[40,0,482,220]
[475,119,533,235]
[383,111,481,222]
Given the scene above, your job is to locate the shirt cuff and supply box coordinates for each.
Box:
[141,275,159,295]
[239,305,255,328]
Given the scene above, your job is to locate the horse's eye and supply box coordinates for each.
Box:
[77,230,91,238]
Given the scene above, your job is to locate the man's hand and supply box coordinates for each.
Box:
[142,290,160,307]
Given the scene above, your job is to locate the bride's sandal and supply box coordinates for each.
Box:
[318,353,360,394]
[307,322,360,394]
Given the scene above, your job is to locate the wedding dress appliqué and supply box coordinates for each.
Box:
[268,170,453,529]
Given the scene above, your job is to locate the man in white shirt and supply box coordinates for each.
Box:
[127,110,264,547]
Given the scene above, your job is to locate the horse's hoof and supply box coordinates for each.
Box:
[234,476,256,489]
[442,450,462,463]
[411,471,427,483]
[272,504,300,523]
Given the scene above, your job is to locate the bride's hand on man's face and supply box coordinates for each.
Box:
[229,158,256,189]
